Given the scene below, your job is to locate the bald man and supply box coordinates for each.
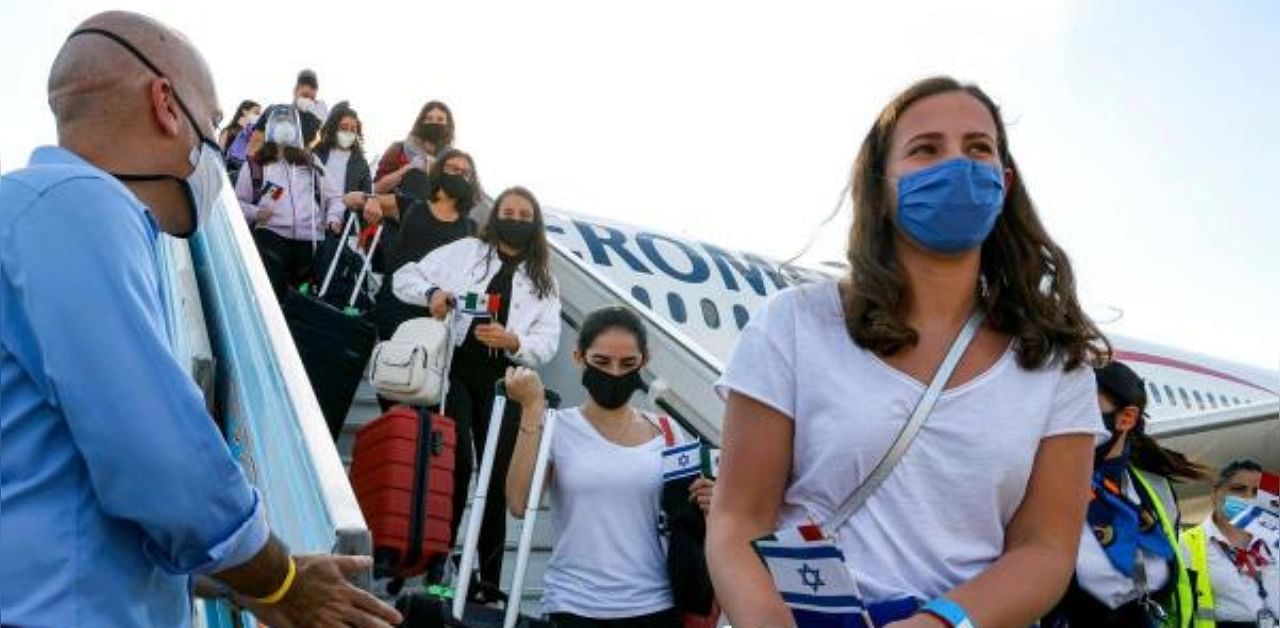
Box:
[0,12,400,627]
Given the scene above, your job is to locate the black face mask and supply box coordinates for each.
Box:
[496,219,536,250]
[414,121,448,145]
[581,364,643,410]
[1100,410,1118,434]
[432,173,474,210]
[1095,411,1119,459]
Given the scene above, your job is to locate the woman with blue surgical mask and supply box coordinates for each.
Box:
[1045,361,1208,627]
[709,76,1113,628]
[1180,459,1278,628]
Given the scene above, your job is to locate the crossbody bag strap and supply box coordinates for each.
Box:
[820,310,986,538]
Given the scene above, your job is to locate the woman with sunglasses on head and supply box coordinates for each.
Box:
[708,76,1111,628]
[356,148,482,410]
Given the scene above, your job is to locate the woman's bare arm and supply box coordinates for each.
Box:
[706,392,797,628]
[890,433,1094,627]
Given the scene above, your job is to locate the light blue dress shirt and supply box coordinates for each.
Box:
[0,147,269,627]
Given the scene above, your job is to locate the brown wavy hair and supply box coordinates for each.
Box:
[477,186,556,300]
[845,76,1110,371]
[409,100,456,147]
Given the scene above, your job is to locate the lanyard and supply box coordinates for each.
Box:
[1213,539,1271,606]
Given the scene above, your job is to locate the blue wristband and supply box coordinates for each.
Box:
[921,597,975,628]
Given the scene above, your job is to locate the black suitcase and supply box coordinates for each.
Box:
[311,227,375,312]
[284,213,384,439]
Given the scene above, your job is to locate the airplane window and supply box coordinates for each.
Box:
[1178,388,1191,408]
[1148,383,1163,405]
[700,299,721,330]
[1192,391,1205,410]
[667,293,687,324]
[631,286,651,308]
[1206,394,1218,409]
[1219,394,1230,407]
[1165,385,1176,406]
[733,304,750,330]
[1233,396,1242,405]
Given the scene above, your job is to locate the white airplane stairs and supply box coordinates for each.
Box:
[154,189,728,625]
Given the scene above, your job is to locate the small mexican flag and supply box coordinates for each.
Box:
[460,292,502,317]
[1231,470,1280,548]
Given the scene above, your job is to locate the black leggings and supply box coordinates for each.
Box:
[253,228,316,300]
[446,349,522,591]
[549,609,681,628]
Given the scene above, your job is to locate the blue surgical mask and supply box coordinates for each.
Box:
[1222,495,1251,521]
[896,157,1005,254]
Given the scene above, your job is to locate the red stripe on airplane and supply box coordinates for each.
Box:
[1114,350,1277,396]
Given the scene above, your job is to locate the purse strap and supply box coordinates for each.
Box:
[820,310,986,538]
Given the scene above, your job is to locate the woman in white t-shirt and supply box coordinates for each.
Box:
[504,306,715,628]
[708,76,1112,628]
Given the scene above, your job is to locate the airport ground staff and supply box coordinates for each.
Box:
[1046,361,1209,627]
[1181,459,1278,628]
[0,11,399,627]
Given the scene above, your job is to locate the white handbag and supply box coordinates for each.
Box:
[368,317,451,405]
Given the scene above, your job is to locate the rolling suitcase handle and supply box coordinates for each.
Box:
[315,210,384,310]
[453,381,561,621]
[347,223,384,309]
[317,210,358,299]
[503,404,558,628]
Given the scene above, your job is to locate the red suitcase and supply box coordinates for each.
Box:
[351,404,457,581]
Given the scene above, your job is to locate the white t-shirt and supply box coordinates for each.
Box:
[1075,473,1172,609]
[540,407,673,618]
[715,281,1106,603]
[322,148,351,195]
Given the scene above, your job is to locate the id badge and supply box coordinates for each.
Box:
[1260,608,1279,628]
[751,525,865,617]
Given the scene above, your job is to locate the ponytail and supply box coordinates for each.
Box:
[1130,429,1211,482]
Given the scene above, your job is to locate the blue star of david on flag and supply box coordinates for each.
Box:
[753,536,865,615]
[798,563,825,593]
[662,441,701,481]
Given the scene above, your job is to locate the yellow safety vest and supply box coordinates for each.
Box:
[1180,525,1218,628]
[1132,466,1195,628]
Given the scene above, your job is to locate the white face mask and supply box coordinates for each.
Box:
[113,135,226,239]
[296,96,315,112]
[244,113,260,127]
[66,26,226,238]
[336,130,357,149]
[183,139,228,236]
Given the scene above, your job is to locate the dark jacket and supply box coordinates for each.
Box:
[313,145,373,194]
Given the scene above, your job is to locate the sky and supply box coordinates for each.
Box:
[1,0,1277,371]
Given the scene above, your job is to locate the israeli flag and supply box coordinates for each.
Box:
[662,442,701,482]
[753,537,864,615]
[1231,503,1280,548]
